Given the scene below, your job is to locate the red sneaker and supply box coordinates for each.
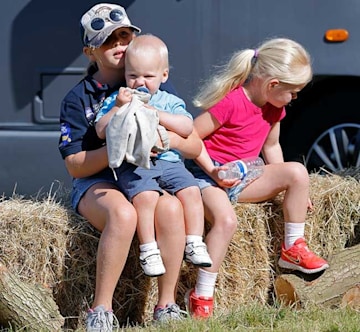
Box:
[278,238,329,274]
[184,289,213,319]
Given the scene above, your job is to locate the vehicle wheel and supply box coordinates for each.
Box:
[280,79,360,174]
[305,123,360,173]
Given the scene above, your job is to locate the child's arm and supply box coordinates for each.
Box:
[157,110,193,137]
[95,87,132,139]
[192,139,239,188]
[145,94,193,137]
[194,140,218,175]
[261,122,284,164]
[193,111,221,174]
[193,110,239,187]
[167,129,202,159]
[193,110,220,139]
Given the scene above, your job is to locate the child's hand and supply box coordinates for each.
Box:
[150,150,158,158]
[143,104,158,112]
[211,166,241,188]
[307,197,313,211]
[115,87,132,107]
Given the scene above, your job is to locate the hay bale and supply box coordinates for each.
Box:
[307,173,360,252]
[0,173,359,329]
[0,191,153,329]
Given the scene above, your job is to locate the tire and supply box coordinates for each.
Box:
[305,123,360,172]
[280,78,360,174]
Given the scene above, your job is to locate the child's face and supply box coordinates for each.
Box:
[267,81,305,108]
[125,52,168,95]
[90,28,134,70]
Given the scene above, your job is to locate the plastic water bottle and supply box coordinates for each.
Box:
[218,157,265,183]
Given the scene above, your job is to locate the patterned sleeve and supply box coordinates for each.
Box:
[58,92,89,159]
[95,91,118,123]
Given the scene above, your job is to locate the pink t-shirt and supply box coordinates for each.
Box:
[203,86,286,164]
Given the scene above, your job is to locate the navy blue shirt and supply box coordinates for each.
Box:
[58,75,177,160]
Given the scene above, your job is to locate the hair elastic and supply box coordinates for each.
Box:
[251,49,259,66]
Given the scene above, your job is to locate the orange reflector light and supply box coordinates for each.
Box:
[325,29,349,42]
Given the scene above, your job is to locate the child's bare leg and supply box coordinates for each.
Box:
[238,162,329,273]
[177,186,212,267]
[133,191,159,244]
[133,191,166,276]
[176,186,204,235]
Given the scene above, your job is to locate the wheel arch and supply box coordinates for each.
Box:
[280,75,360,169]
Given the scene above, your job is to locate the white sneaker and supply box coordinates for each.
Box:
[86,305,119,332]
[140,248,166,277]
[153,303,188,322]
[184,241,212,267]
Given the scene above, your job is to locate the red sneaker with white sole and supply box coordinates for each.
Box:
[278,238,329,274]
[184,289,213,319]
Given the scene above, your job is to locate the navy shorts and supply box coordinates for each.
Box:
[71,168,117,214]
[115,159,199,201]
[185,159,247,203]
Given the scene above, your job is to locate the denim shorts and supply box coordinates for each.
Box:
[71,168,117,214]
[72,161,199,211]
[185,159,247,203]
[115,159,199,201]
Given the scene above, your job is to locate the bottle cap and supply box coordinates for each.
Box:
[218,170,226,179]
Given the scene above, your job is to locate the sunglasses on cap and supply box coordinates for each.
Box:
[86,8,126,33]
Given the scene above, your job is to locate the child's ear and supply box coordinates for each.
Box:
[161,69,169,83]
[269,78,280,88]
[83,46,95,60]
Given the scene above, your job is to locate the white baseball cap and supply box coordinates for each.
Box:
[80,3,141,48]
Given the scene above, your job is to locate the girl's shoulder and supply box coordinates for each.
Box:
[224,86,246,101]
[218,87,247,108]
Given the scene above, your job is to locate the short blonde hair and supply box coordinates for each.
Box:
[125,34,169,70]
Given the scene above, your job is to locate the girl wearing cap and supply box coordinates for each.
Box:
[58,3,199,331]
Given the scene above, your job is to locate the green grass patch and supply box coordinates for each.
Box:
[113,303,360,332]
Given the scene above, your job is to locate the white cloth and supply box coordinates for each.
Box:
[106,89,161,179]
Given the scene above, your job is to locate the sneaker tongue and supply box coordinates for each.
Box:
[166,303,179,314]
[94,305,106,312]
[294,238,306,245]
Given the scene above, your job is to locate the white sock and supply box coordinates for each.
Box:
[195,268,218,298]
[284,222,305,250]
[139,241,158,252]
[186,235,203,244]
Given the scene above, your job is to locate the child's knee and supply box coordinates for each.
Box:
[177,186,202,202]
[217,213,238,236]
[288,162,310,184]
[158,194,182,217]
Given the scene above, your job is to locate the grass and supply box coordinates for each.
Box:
[121,303,360,332]
[2,303,359,331]
[47,302,359,332]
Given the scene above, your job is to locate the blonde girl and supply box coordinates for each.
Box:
[185,38,329,318]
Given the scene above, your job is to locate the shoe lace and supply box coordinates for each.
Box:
[295,243,314,259]
[89,310,105,329]
[90,310,119,330]
[157,304,188,321]
[106,311,120,330]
